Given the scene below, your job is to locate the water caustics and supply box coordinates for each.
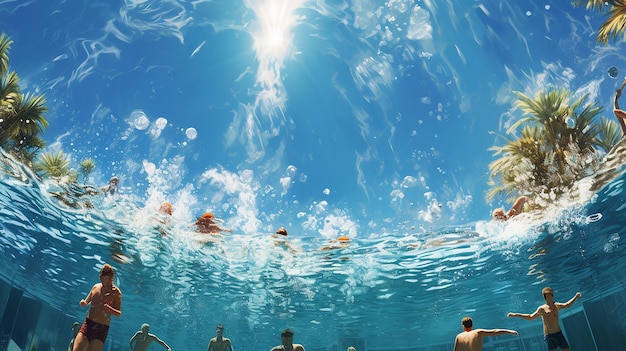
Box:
[1,0,626,350]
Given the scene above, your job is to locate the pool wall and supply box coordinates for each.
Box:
[1,276,625,350]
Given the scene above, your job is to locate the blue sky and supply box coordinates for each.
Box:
[0,0,621,238]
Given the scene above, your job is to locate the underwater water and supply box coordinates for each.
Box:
[2,0,626,350]
[1,146,626,349]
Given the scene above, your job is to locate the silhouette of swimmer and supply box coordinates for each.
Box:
[194,212,232,234]
[129,323,172,351]
[270,328,305,351]
[68,321,80,351]
[101,176,119,195]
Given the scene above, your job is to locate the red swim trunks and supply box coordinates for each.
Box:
[79,318,109,343]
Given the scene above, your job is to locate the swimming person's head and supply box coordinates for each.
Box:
[100,263,114,277]
[99,264,115,285]
[159,202,173,215]
[276,227,288,236]
[461,316,473,329]
[281,328,294,338]
[492,208,506,221]
[141,324,150,333]
[542,287,554,300]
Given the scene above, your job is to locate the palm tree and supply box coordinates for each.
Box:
[79,158,95,182]
[576,0,626,44]
[488,90,606,203]
[0,33,11,78]
[1,92,48,160]
[35,150,70,178]
[12,133,46,164]
[0,71,21,131]
[10,92,48,138]
[595,118,622,152]
[488,125,548,201]
[0,33,50,165]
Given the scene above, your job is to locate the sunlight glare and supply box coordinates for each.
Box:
[238,0,306,158]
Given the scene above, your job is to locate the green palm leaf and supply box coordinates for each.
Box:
[35,151,70,178]
[79,158,95,182]
[6,92,48,140]
[595,118,621,152]
[596,4,626,44]
[0,33,11,78]
[488,89,606,204]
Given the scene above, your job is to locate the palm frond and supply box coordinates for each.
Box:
[595,118,622,152]
[35,151,70,178]
[0,33,12,78]
[595,2,626,44]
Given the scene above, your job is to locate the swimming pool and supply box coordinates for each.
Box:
[2,1,626,350]
[1,146,625,350]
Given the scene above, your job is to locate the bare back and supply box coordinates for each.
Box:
[454,331,484,351]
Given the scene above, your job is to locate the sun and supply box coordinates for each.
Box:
[253,0,302,54]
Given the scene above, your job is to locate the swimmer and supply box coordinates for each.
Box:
[129,324,171,351]
[453,316,518,351]
[275,227,288,236]
[319,235,350,251]
[158,202,173,216]
[73,263,122,351]
[614,83,626,137]
[270,328,305,351]
[195,212,232,234]
[347,347,356,351]
[154,202,173,236]
[101,176,119,195]
[508,287,581,351]
[492,196,532,221]
[207,324,234,351]
[68,321,80,351]
[272,227,299,254]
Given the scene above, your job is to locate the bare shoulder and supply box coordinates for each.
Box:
[294,344,305,351]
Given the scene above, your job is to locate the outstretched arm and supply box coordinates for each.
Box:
[508,307,541,320]
[557,292,581,309]
[155,336,172,351]
[507,196,530,217]
[129,332,139,350]
[477,329,519,337]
